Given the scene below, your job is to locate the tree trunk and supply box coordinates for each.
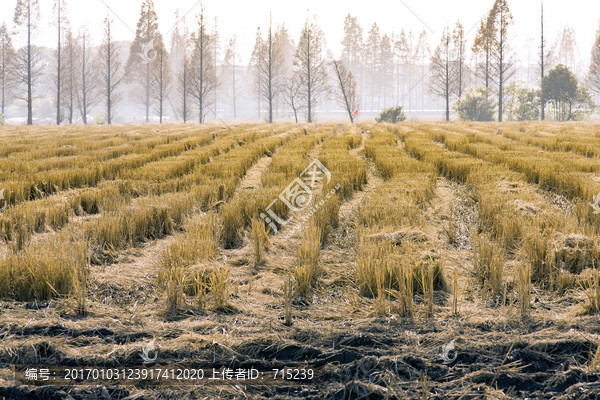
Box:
[26,0,32,125]
[232,46,237,119]
[307,32,312,123]
[107,32,112,125]
[445,60,449,122]
[81,34,87,124]
[183,62,187,123]
[498,14,504,122]
[540,1,545,120]
[56,1,61,125]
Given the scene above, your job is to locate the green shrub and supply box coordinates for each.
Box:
[453,86,495,121]
[375,106,407,123]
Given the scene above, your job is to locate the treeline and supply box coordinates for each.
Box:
[1,0,600,125]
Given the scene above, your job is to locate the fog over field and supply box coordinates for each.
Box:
[1,0,600,123]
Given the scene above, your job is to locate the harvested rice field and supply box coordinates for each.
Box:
[2,122,600,399]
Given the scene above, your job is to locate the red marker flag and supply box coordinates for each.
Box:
[353,109,359,115]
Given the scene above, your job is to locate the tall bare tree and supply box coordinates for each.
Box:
[189,9,217,124]
[430,27,456,121]
[341,15,364,109]
[540,1,546,120]
[14,0,41,125]
[472,18,494,89]
[62,28,78,124]
[588,25,600,96]
[252,15,285,123]
[331,60,358,123]
[556,27,577,72]
[0,23,17,117]
[341,14,363,75]
[99,17,123,124]
[169,10,187,73]
[177,54,191,122]
[379,34,393,108]
[150,42,171,123]
[53,0,68,124]
[415,30,430,112]
[488,0,514,122]
[365,23,380,110]
[250,27,264,119]
[394,30,411,107]
[283,72,302,123]
[452,21,466,98]
[294,19,328,123]
[222,36,238,119]
[211,18,220,119]
[126,0,161,122]
[77,28,98,124]
[170,12,190,122]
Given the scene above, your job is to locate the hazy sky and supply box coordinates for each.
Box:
[1,0,599,66]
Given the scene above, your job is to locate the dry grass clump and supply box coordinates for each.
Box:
[157,213,220,312]
[419,262,435,318]
[365,128,432,179]
[251,218,270,266]
[360,128,437,230]
[184,213,220,261]
[261,133,322,188]
[404,133,481,184]
[522,230,555,283]
[283,276,294,325]
[159,262,233,314]
[502,126,600,158]
[388,264,414,317]
[355,232,444,317]
[209,266,232,312]
[157,241,188,313]
[355,128,447,316]
[517,263,531,316]
[310,193,340,245]
[0,199,70,244]
[293,222,322,299]
[359,177,433,229]
[220,189,289,248]
[220,133,322,247]
[406,125,595,300]
[88,204,175,253]
[579,268,600,314]
[355,239,394,298]
[0,233,88,304]
[439,125,600,231]
[289,129,368,298]
[319,136,367,201]
[473,233,504,296]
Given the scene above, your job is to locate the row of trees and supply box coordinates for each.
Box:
[430,0,600,122]
[1,0,122,124]
[1,0,599,124]
[455,64,595,122]
[1,0,360,124]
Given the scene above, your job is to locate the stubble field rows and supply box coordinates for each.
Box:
[1,122,600,399]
